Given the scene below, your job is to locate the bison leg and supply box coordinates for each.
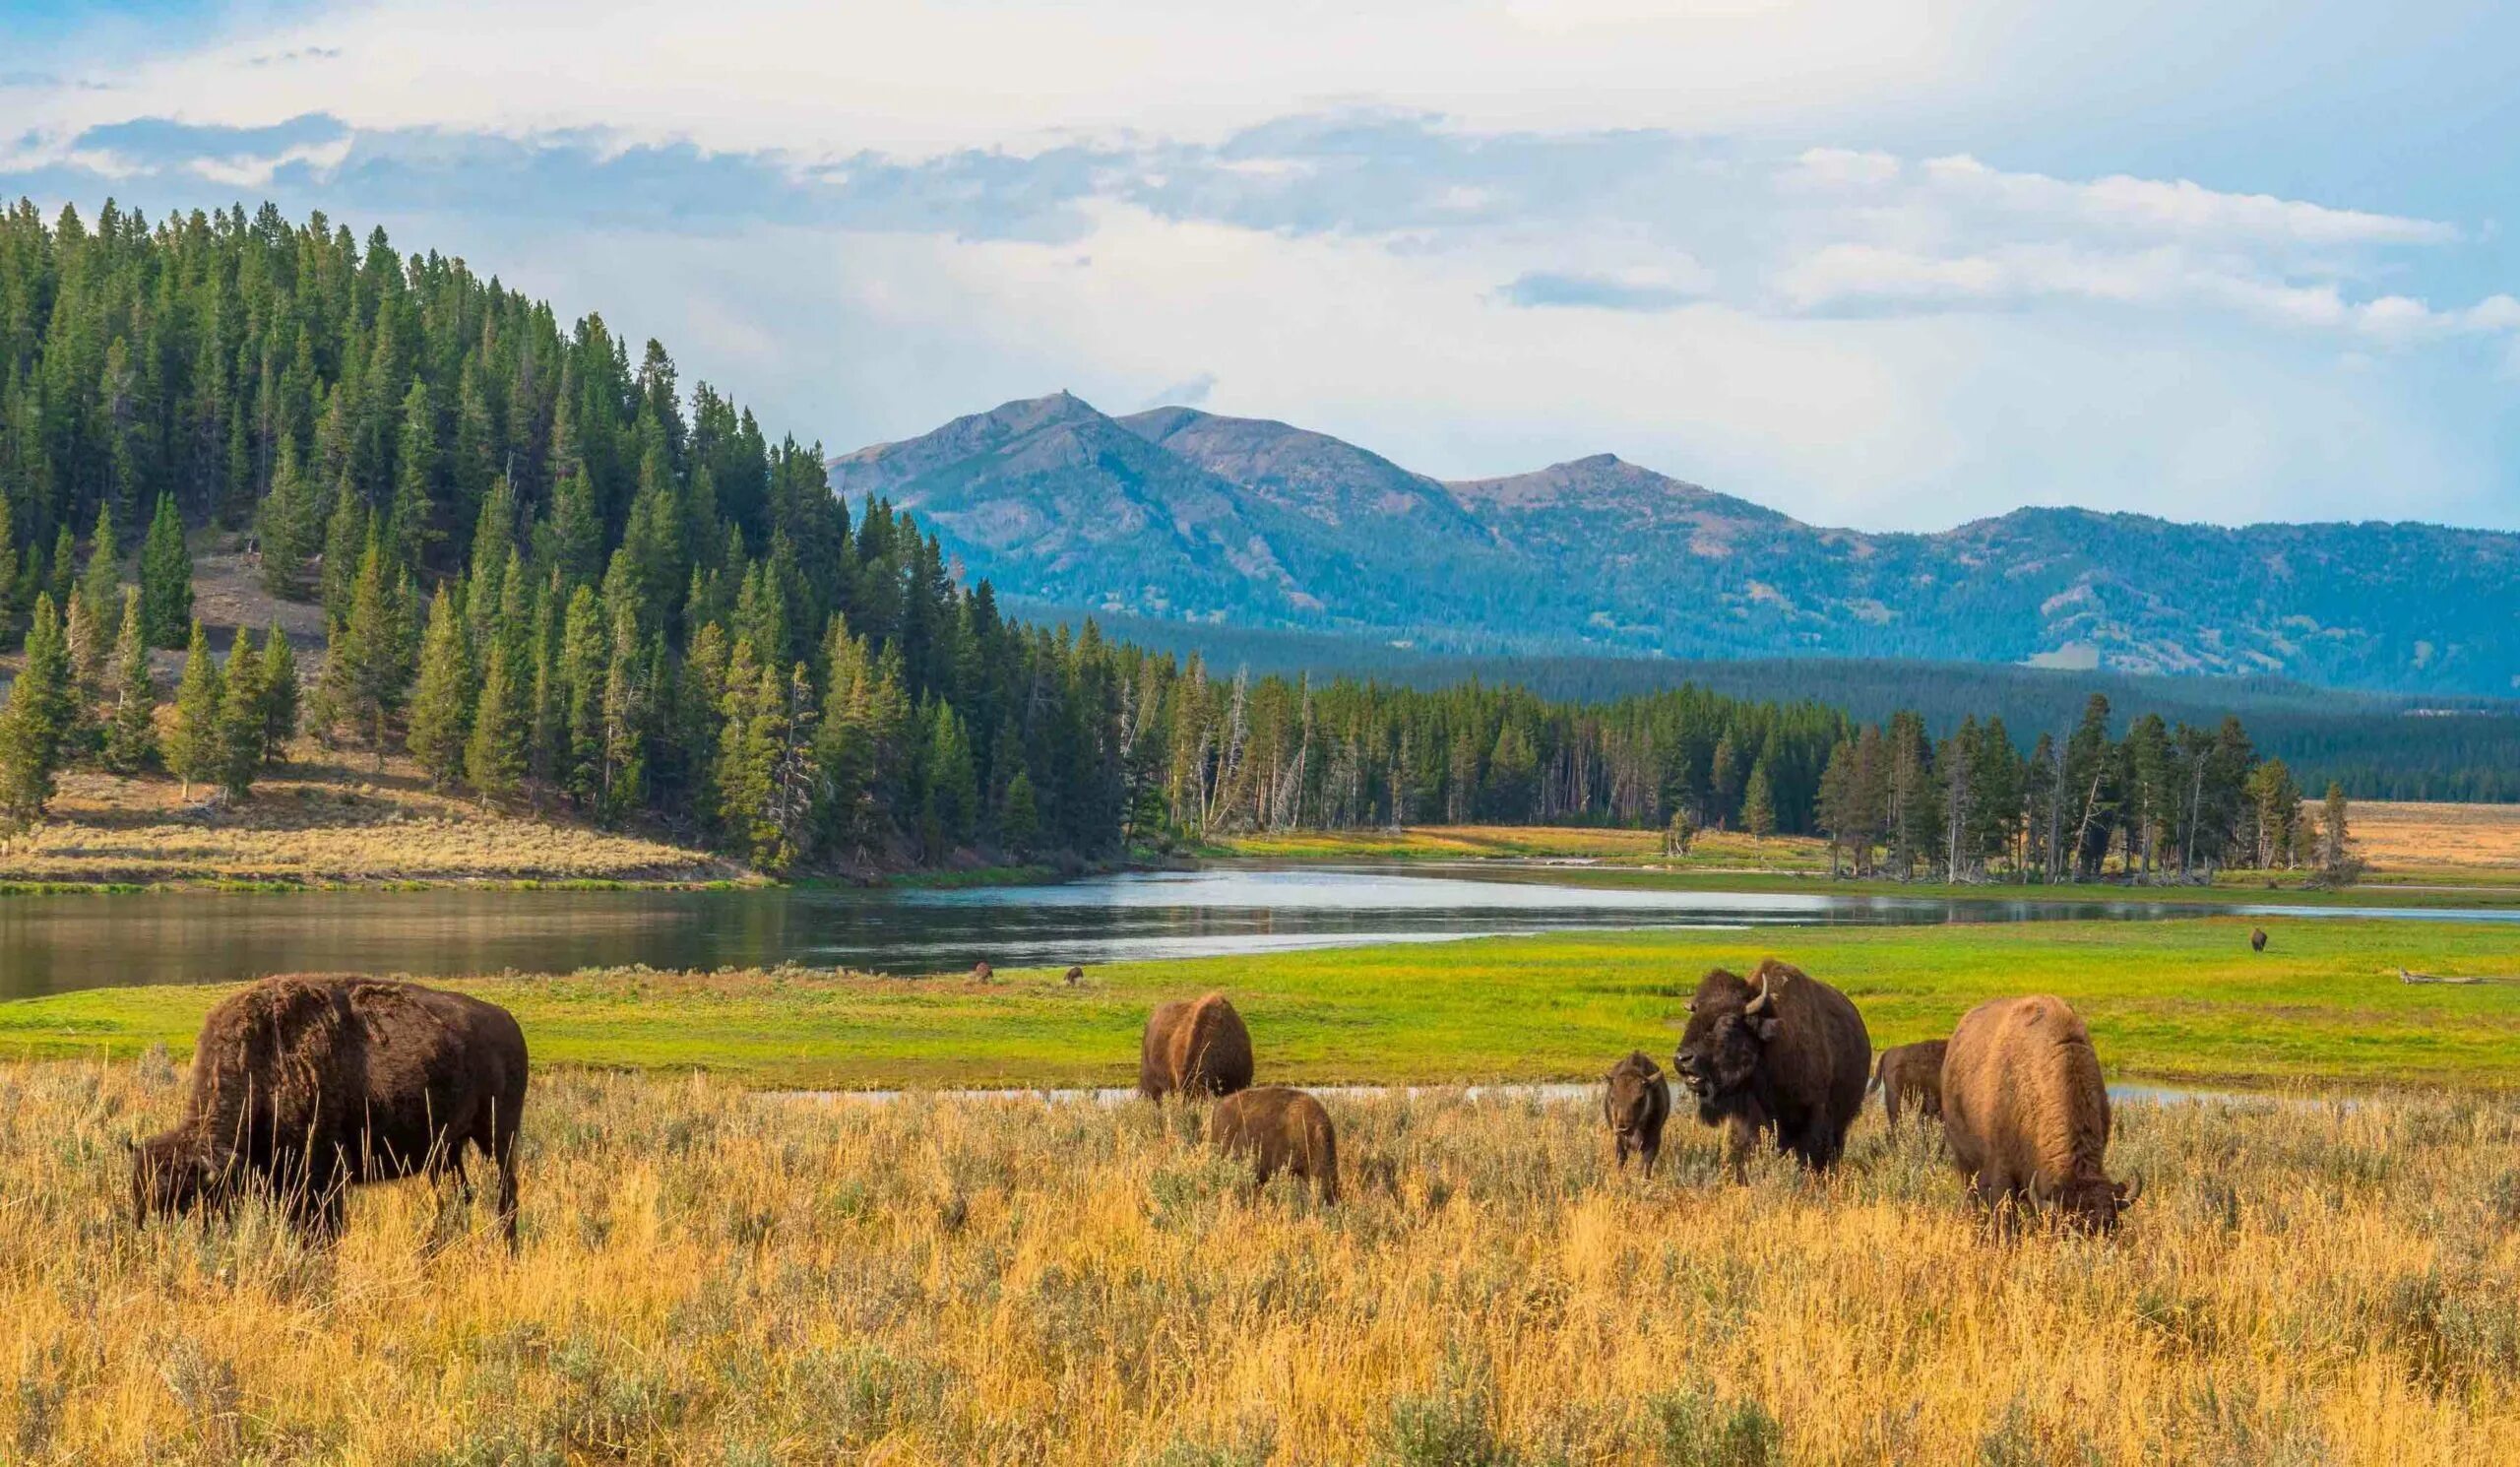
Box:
[1721,1115,1760,1181]
[1638,1135,1661,1180]
[1884,1087,1902,1129]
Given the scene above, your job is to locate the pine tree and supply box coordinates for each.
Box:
[465,639,529,805]
[1001,767,1040,856]
[79,501,119,626]
[1742,759,1777,841]
[0,594,74,832]
[316,532,417,756]
[2319,781,2357,882]
[216,628,268,799]
[60,590,105,763]
[102,588,158,774]
[165,621,225,798]
[44,523,74,618]
[407,584,474,789]
[388,377,439,571]
[257,628,299,765]
[138,492,193,648]
[319,490,368,626]
[256,437,320,598]
[559,584,607,806]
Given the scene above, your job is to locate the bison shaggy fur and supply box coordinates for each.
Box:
[1871,1040,1949,1126]
[1139,992,1255,1100]
[1602,1051,1672,1176]
[1940,994,2137,1233]
[1208,1086,1338,1201]
[1672,960,1870,1174]
[131,974,528,1245]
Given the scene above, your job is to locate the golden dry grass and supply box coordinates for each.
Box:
[0,753,745,888]
[2349,802,2520,876]
[6,1061,2519,1463]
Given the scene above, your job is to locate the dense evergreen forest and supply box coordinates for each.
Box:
[0,199,2332,880]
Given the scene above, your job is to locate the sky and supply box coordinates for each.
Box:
[5,0,2520,532]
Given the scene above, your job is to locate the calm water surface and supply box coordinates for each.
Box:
[5,864,2513,999]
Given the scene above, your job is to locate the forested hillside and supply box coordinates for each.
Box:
[0,200,2327,880]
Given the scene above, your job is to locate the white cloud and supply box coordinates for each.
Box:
[1914,153,2458,246]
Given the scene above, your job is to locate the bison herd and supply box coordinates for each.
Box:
[125,960,2138,1248]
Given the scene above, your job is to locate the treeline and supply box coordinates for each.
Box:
[0,198,2312,878]
[1813,695,2345,882]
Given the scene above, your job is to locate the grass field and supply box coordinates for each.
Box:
[9,917,2520,1090]
[1213,823,1830,872]
[0,754,746,890]
[4,1064,2517,1463]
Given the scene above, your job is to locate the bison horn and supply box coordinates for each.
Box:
[2119,1175,2144,1204]
[1744,970,1776,1015]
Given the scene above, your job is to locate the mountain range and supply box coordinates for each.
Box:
[829,392,2520,696]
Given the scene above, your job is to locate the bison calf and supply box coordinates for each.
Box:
[131,974,529,1246]
[1870,1040,1948,1127]
[1602,1051,1671,1176]
[1940,994,2139,1234]
[1672,960,1870,1176]
[1208,1086,1338,1202]
[1139,992,1255,1100]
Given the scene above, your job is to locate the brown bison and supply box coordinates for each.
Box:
[130,975,529,1245]
[1208,1086,1338,1201]
[1138,992,1255,1100]
[1064,965,1086,987]
[1601,1051,1672,1176]
[971,961,995,983]
[1869,1040,1948,1126]
[1940,994,2139,1233]
[2250,927,2269,953]
[1672,960,1870,1175]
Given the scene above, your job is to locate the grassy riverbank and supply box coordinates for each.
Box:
[4,1066,2516,1462]
[10,917,2520,1090]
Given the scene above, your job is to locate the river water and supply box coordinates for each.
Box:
[3,863,2512,1001]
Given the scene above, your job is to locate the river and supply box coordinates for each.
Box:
[3,863,2513,1000]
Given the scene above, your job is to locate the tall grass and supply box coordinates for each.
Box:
[5,1062,2518,1462]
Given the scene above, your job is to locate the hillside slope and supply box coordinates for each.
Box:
[836,395,2520,695]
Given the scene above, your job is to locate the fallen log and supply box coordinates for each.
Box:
[2399,969,2508,986]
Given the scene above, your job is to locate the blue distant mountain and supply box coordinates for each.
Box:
[830,392,2520,696]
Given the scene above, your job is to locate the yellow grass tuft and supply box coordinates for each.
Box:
[4,1062,2518,1462]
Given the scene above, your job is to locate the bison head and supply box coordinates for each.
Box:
[128,1133,213,1226]
[2038,1172,2142,1235]
[1671,967,1784,1118]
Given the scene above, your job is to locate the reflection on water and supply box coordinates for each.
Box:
[0,864,2511,1000]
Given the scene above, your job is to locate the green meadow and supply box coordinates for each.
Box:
[6,916,2519,1091]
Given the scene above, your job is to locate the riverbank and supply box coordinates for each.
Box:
[11,917,2520,1089]
[4,1067,2513,1461]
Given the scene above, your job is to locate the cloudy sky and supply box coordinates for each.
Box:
[6,0,2519,531]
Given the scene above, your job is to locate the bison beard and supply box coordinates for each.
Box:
[1671,961,1870,1175]
[130,974,529,1246]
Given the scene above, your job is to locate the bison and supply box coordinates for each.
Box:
[1601,1051,1672,1176]
[1208,1086,1338,1201]
[1940,994,2139,1233]
[1671,960,1870,1175]
[2250,927,2269,953]
[1139,992,1255,1100]
[1869,1040,1949,1127]
[130,974,529,1246]
[1064,965,1086,987]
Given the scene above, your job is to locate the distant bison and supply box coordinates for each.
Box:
[1601,1051,1672,1176]
[1940,994,2139,1233]
[971,961,995,983]
[1139,993,1255,1100]
[1672,960,1870,1175]
[131,975,528,1245]
[1870,1040,1949,1127]
[2250,927,2269,953]
[1064,965,1086,987]
[1209,1086,1338,1201]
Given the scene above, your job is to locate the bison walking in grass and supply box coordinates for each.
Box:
[130,974,529,1246]
[1940,994,2139,1233]
[1138,993,1255,1100]
[1209,1087,1338,1202]
[1869,1040,1949,1127]
[1601,1051,1671,1176]
[2251,927,2270,953]
[1671,960,1869,1176]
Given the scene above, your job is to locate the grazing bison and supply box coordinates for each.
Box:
[1209,1087,1338,1201]
[1940,994,2139,1234]
[1064,965,1086,987]
[971,961,995,983]
[130,975,528,1245]
[1139,993,1255,1100]
[1870,1040,1949,1127]
[2250,927,2269,953]
[1601,1051,1672,1176]
[1671,960,1870,1175]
